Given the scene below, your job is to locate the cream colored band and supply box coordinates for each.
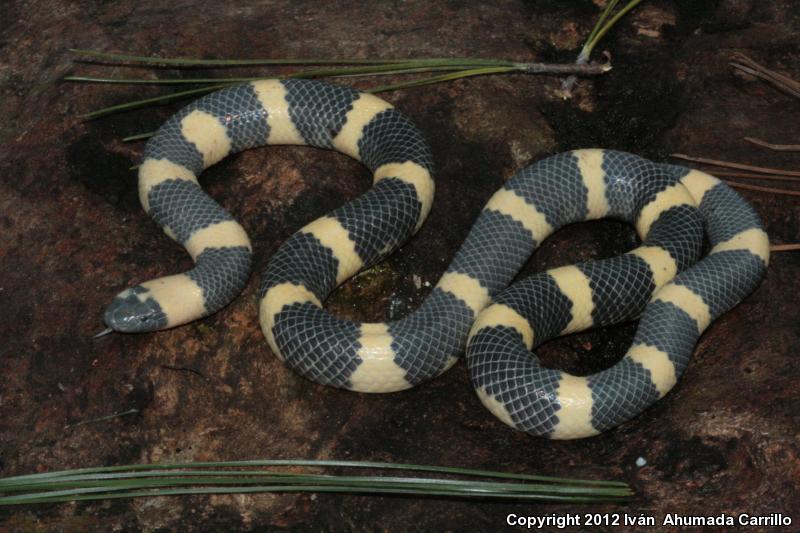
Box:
[636,182,696,237]
[574,149,610,219]
[300,216,363,285]
[181,110,232,168]
[350,323,411,392]
[550,374,599,440]
[332,94,394,160]
[549,265,595,334]
[680,169,720,204]
[484,188,553,244]
[259,282,322,358]
[627,344,677,397]
[711,227,770,266]
[374,161,435,228]
[251,79,307,145]
[469,303,534,350]
[138,158,198,212]
[141,274,206,329]
[476,387,516,428]
[184,220,252,261]
[654,283,711,333]
[436,272,490,316]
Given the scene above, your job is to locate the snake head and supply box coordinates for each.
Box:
[104,285,168,333]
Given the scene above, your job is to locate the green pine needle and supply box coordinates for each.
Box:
[0,459,633,506]
[69,48,515,68]
[78,82,237,119]
[65,75,263,85]
[583,0,645,58]
[68,2,640,123]
[368,66,519,93]
[122,133,153,143]
[67,47,612,124]
[69,48,395,66]
[71,60,526,120]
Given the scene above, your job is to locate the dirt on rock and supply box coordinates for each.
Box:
[1,1,798,530]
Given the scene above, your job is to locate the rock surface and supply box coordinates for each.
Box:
[1,1,798,530]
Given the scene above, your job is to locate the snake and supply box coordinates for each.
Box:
[102,79,769,439]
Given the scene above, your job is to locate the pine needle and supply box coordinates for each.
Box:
[771,243,800,252]
[706,170,800,183]
[69,48,410,67]
[730,52,800,100]
[122,133,153,142]
[65,75,263,85]
[744,137,800,152]
[583,0,644,57]
[69,47,611,122]
[64,409,139,429]
[368,66,519,93]
[0,459,633,506]
[79,82,236,119]
[670,153,800,177]
[722,180,800,197]
[559,0,644,98]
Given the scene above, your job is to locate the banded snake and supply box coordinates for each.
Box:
[102,79,768,439]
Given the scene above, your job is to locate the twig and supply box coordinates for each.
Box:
[65,409,139,429]
[671,153,800,177]
[771,243,800,252]
[744,137,800,152]
[522,61,610,75]
[559,0,643,98]
[722,180,800,197]
[730,52,800,99]
[160,364,208,382]
[707,170,800,183]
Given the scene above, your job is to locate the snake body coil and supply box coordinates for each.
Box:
[103,79,769,439]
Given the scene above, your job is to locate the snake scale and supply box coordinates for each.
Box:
[103,79,769,439]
